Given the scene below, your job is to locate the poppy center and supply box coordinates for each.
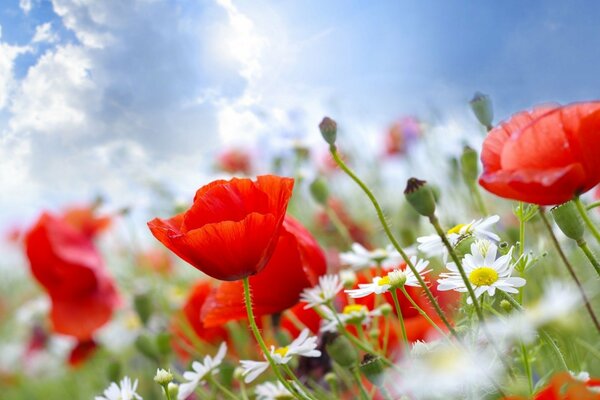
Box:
[469,267,498,286]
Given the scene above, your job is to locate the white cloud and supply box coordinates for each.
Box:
[19,0,33,14]
[32,23,59,44]
[0,36,30,110]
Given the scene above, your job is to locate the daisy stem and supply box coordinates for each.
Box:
[390,289,409,351]
[539,208,600,333]
[382,314,391,355]
[329,145,458,339]
[281,364,314,398]
[574,196,600,246]
[400,287,446,338]
[160,384,172,400]
[351,366,371,400]
[577,239,600,277]
[207,376,238,400]
[429,215,485,323]
[520,342,534,395]
[242,277,314,400]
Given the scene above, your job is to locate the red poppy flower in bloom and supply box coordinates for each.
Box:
[503,372,600,399]
[480,102,600,205]
[217,148,252,175]
[25,213,120,341]
[148,175,294,281]
[201,216,327,327]
[61,205,112,239]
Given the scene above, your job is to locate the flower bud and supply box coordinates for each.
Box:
[134,334,159,361]
[309,177,329,205]
[378,303,393,316]
[387,269,407,288]
[340,269,357,289]
[360,354,386,387]
[460,146,479,184]
[551,201,585,241]
[133,291,153,326]
[469,92,493,130]
[404,178,436,218]
[319,117,337,146]
[154,368,173,385]
[233,367,245,381]
[167,383,179,399]
[500,299,512,312]
[368,328,380,340]
[325,334,358,367]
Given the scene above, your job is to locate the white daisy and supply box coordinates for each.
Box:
[255,381,294,399]
[417,215,500,258]
[95,376,142,400]
[345,256,430,298]
[300,274,343,309]
[340,243,404,270]
[240,329,321,383]
[320,304,382,333]
[437,240,525,304]
[177,342,227,400]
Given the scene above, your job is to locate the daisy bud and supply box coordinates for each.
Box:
[500,299,512,312]
[319,117,337,146]
[154,368,173,385]
[387,270,407,288]
[378,303,393,316]
[469,91,494,130]
[340,269,357,289]
[167,382,179,398]
[233,367,245,381]
[368,328,380,340]
[359,354,385,387]
[326,334,358,367]
[309,177,329,205]
[551,201,585,242]
[404,178,436,218]
[460,146,479,184]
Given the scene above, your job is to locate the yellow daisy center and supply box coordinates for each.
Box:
[377,276,390,286]
[342,304,367,315]
[274,346,289,357]
[447,223,465,235]
[468,267,499,286]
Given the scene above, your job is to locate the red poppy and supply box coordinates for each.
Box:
[68,340,98,367]
[281,302,323,338]
[136,248,173,275]
[61,205,112,239]
[171,280,230,361]
[148,175,294,281]
[503,372,600,400]
[201,216,326,327]
[480,102,600,205]
[25,213,120,341]
[217,148,252,175]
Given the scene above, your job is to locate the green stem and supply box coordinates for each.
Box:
[470,182,488,216]
[161,384,172,400]
[400,287,446,338]
[575,338,600,361]
[586,200,600,211]
[574,196,600,245]
[324,204,354,248]
[329,146,457,338]
[208,376,238,400]
[351,367,370,400]
[539,209,600,332]
[520,342,533,395]
[518,202,526,304]
[429,215,485,323]
[577,239,600,277]
[281,364,314,399]
[390,290,409,351]
[242,278,312,400]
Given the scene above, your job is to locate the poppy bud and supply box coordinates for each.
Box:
[551,201,585,242]
[133,292,153,326]
[325,334,358,367]
[404,178,436,218]
[469,92,493,130]
[460,146,479,184]
[135,334,160,362]
[319,117,337,146]
[360,354,385,386]
[310,177,329,205]
[156,332,171,357]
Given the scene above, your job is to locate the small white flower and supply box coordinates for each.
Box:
[178,342,227,400]
[320,304,381,333]
[240,329,321,383]
[300,274,343,309]
[340,243,404,270]
[154,368,173,385]
[437,241,525,304]
[95,376,142,400]
[255,381,293,399]
[345,256,429,298]
[417,215,500,258]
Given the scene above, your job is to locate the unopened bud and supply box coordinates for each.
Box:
[368,328,380,340]
[387,270,407,288]
[500,300,512,312]
[360,354,386,386]
[309,177,329,205]
[469,92,494,130]
[326,334,358,367]
[378,303,393,316]
[340,269,357,289]
[233,367,245,381]
[135,334,159,361]
[551,201,584,241]
[167,383,179,398]
[460,146,479,184]
[319,117,337,145]
[133,292,153,326]
[154,368,173,385]
[404,178,436,218]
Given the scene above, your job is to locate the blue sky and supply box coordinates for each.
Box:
[1,0,600,230]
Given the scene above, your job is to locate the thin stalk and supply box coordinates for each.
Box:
[539,209,600,332]
[281,364,315,399]
[208,376,239,400]
[520,342,533,395]
[517,201,525,304]
[470,182,488,216]
[574,196,600,245]
[329,145,457,338]
[429,215,485,323]
[242,278,313,400]
[390,290,409,351]
[575,338,600,361]
[586,200,600,211]
[324,205,354,248]
[351,367,370,400]
[577,239,600,277]
[400,287,446,338]
[161,384,172,400]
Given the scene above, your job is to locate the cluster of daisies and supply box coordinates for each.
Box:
[95,215,529,400]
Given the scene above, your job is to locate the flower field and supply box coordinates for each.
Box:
[2,98,600,400]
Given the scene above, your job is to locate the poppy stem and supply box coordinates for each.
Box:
[577,239,600,277]
[539,209,600,333]
[328,145,458,339]
[586,200,600,211]
[574,196,600,246]
[242,277,314,400]
[389,289,409,352]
